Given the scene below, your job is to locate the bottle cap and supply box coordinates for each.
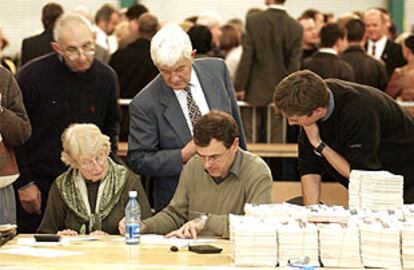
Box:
[129,191,137,197]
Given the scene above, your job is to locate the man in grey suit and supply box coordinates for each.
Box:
[235,0,302,143]
[128,24,246,212]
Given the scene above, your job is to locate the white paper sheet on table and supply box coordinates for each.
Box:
[113,234,215,247]
[16,236,99,246]
[0,246,83,258]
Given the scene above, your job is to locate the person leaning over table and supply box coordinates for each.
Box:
[38,123,151,236]
[273,70,414,205]
[119,110,272,239]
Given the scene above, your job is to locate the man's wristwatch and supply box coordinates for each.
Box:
[199,213,209,224]
[314,141,326,156]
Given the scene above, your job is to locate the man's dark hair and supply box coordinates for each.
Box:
[138,13,159,38]
[194,110,238,148]
[125,4,148,21]
[405,35,414,54]
[42,2,64,30]
[188,25,212,54]
[95,4,117,24]
[346,18,365,42]
[273,70,330,117]
[320,23,345,47]
[300,9,322,21]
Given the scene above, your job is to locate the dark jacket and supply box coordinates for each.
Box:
[21,28,54,66]
[303,52,355,82]
[341,45,388,91]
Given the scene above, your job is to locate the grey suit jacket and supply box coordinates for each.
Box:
[128,58,246,211]
[234,7,303,106]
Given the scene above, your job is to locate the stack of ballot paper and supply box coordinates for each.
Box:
[244,203,307,219]
[359,217,402,268]
[401,221,414,268]
[403,204,414,222]
[277,219,319,267]
[349,170,403,210]
[306,204,350,223]
[229,215,278,267]
[318,223,362,268]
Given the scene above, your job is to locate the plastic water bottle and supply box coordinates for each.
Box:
[125,190,141,245]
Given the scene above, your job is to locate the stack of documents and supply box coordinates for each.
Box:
[401,221,414,268]
[306,205,350,224]
[359,217,401,268]
[349,170,403,210]
[244,203,306,219]
[229,215,278,267]
[318,223,362,267]
[277,219,319,267]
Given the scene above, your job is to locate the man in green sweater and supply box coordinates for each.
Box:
[119,110,272,238]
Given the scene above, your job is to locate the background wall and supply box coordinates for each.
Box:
[1,0,413,57]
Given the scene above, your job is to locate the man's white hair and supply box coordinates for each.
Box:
[150,23,193,67]
[53,13,93,43]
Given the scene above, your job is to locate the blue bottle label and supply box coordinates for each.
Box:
[125,223,140,244]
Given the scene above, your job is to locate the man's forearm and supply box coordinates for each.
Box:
[320,144,351,179]
[301,174,321,205]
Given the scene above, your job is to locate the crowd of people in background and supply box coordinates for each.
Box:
[1,0,414,237]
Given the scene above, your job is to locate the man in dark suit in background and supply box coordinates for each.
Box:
[341,18,388,91]
[20,2,63,66]
[364,8,406,78]
[303,23,355,82]
[128,24,246,212]
[110,13,159,141]
[234,0,302,143]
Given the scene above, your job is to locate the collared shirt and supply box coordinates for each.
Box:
[268,4,286,11]
[211,150,241,184]
[367,35,387,60]
[318,48,338,55]
[174,67,210,134]
[321,88,335,122]
[93,26,118,54]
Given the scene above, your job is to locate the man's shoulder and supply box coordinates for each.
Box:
[18,53,57,78]
[131,75,163,104]
[194,57,225,69]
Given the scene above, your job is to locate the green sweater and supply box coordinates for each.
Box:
[38,169,152,234]
[143,149,273,238]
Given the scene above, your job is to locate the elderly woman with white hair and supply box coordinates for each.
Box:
[38,123,151,235]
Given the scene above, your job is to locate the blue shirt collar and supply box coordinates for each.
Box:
[321,88,334,121]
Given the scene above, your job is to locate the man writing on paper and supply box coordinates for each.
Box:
[273,70,414,205]
[120,110,272,238]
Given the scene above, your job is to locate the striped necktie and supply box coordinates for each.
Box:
[184,85,202,127]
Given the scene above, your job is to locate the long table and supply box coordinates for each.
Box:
[0,235,231,270]
[117,142,298,158]
[0,235,364,269]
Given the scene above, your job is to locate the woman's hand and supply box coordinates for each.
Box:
[90,230,108,236]
[57,229,78,236]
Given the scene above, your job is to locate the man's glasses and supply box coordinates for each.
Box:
[64,44,95,61]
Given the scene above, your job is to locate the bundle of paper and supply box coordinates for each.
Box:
[403,204,414,222]
[318,222,362,267]
[349,170,403,210]
[306,204,350,224]
[229,215,278,267]
[244,203,307,219]
[401,221,414,268]
[359,217,402,268]
[277,219,319,267]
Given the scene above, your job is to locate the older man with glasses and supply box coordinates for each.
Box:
[14,14,120,233]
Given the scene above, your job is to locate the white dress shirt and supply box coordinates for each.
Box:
[367,35,387,60]
[174,68,210,134]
